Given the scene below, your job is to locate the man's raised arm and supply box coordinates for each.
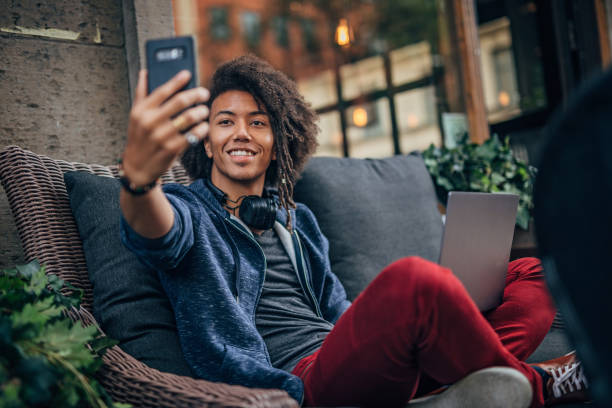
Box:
[119,69,209,238]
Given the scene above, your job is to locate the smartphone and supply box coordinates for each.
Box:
[145,36,198,95]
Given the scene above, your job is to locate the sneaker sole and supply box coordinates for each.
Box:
[407,367,533,408]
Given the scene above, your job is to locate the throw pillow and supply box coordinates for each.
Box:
[64,171,193,376]
[294,154,443,300]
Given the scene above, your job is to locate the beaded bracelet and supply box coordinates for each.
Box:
[117,158,159,196]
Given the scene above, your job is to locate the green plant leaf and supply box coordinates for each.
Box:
[0,275,28,308]
[25,266,48,296]
[40,320,98,368]
[451,162,463,173]
[89,336,119,354]
[0,379,23,407]
[469,178,484,190]
[491,172,505,185]
[56,378,81,407]
[11,297,62,329]
[47,274,64,292]
[15,355,58,406]
[14,261,41,280]
[0,276,24,292]
[474,143,497,161]
[516,206,530,230]
[436,175,454,191]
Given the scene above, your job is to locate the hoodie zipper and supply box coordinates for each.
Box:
[224,218,267,309]
[293,231,323,318]
[224,217,274,366]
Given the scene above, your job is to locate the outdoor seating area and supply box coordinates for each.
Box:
[0,144,579,407]
[1,0,611,406]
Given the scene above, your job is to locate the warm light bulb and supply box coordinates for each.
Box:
[333,131,343,145]
[353,107,368,127]
[335,18,351,46]
[407,114,420,128]
[498,91,511,107]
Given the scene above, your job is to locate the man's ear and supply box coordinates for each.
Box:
[204,137,213,158]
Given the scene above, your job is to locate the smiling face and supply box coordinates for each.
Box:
[205,90,276,197]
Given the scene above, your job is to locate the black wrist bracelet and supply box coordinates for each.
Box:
[117,158,159,196]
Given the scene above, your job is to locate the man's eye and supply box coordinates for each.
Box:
[218,119,232,125]
[252,120,266,126]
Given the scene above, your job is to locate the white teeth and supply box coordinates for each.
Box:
[229,150,255,156]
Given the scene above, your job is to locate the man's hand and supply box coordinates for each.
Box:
[121,69,210,186]
[119,70,209,239]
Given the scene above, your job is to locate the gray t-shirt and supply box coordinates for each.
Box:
[254,228,333,372]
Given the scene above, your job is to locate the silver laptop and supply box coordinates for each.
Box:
[439,192,519,311]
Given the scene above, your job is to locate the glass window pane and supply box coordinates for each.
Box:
[395,86,441,152]
[479,17,519,122]
[390,41,433,86]
[297,69,337,110]
[272,16,289,49]
[347,98,393,158]
[477,12,548,123]
[240,11,261,49]
[209,7,230,41]
[316,111,343,157]
[300,18,319,54]
[340,55,386,100]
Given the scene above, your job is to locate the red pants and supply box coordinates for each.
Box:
[292,257,555,407]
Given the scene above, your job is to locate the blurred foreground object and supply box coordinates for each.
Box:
[534,69,612,407]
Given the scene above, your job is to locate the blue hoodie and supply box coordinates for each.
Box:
[120,178,351,403]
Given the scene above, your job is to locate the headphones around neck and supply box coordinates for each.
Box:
[206,179,278,230]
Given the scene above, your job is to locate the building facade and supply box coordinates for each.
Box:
[173,0,612,163]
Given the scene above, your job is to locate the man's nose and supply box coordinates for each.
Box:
[233,120,251,140]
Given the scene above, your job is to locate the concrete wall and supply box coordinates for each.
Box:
[0,0,174,269]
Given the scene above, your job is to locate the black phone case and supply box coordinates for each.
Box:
[146,36,198,95]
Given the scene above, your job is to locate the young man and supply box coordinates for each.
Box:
[119,55,588,407]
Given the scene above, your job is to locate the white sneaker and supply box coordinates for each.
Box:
[408,367,532,408]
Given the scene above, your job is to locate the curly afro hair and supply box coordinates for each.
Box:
[181,55,319,228]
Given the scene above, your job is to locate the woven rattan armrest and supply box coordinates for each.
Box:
[69,308,297,408]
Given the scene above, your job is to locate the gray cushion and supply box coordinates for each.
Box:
[294,155,444,300]
[525,328,572,364]
[64,171,193,376]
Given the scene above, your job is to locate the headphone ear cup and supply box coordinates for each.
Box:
[240,196,277,230]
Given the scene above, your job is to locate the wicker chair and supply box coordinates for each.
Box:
[0,145,297,408]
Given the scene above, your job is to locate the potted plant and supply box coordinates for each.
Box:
[422,133,537,231]
[0,260,127,407]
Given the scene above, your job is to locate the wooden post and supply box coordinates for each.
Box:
[452,0,490,144]
[437,0,465,114]
[595,0,612,68]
